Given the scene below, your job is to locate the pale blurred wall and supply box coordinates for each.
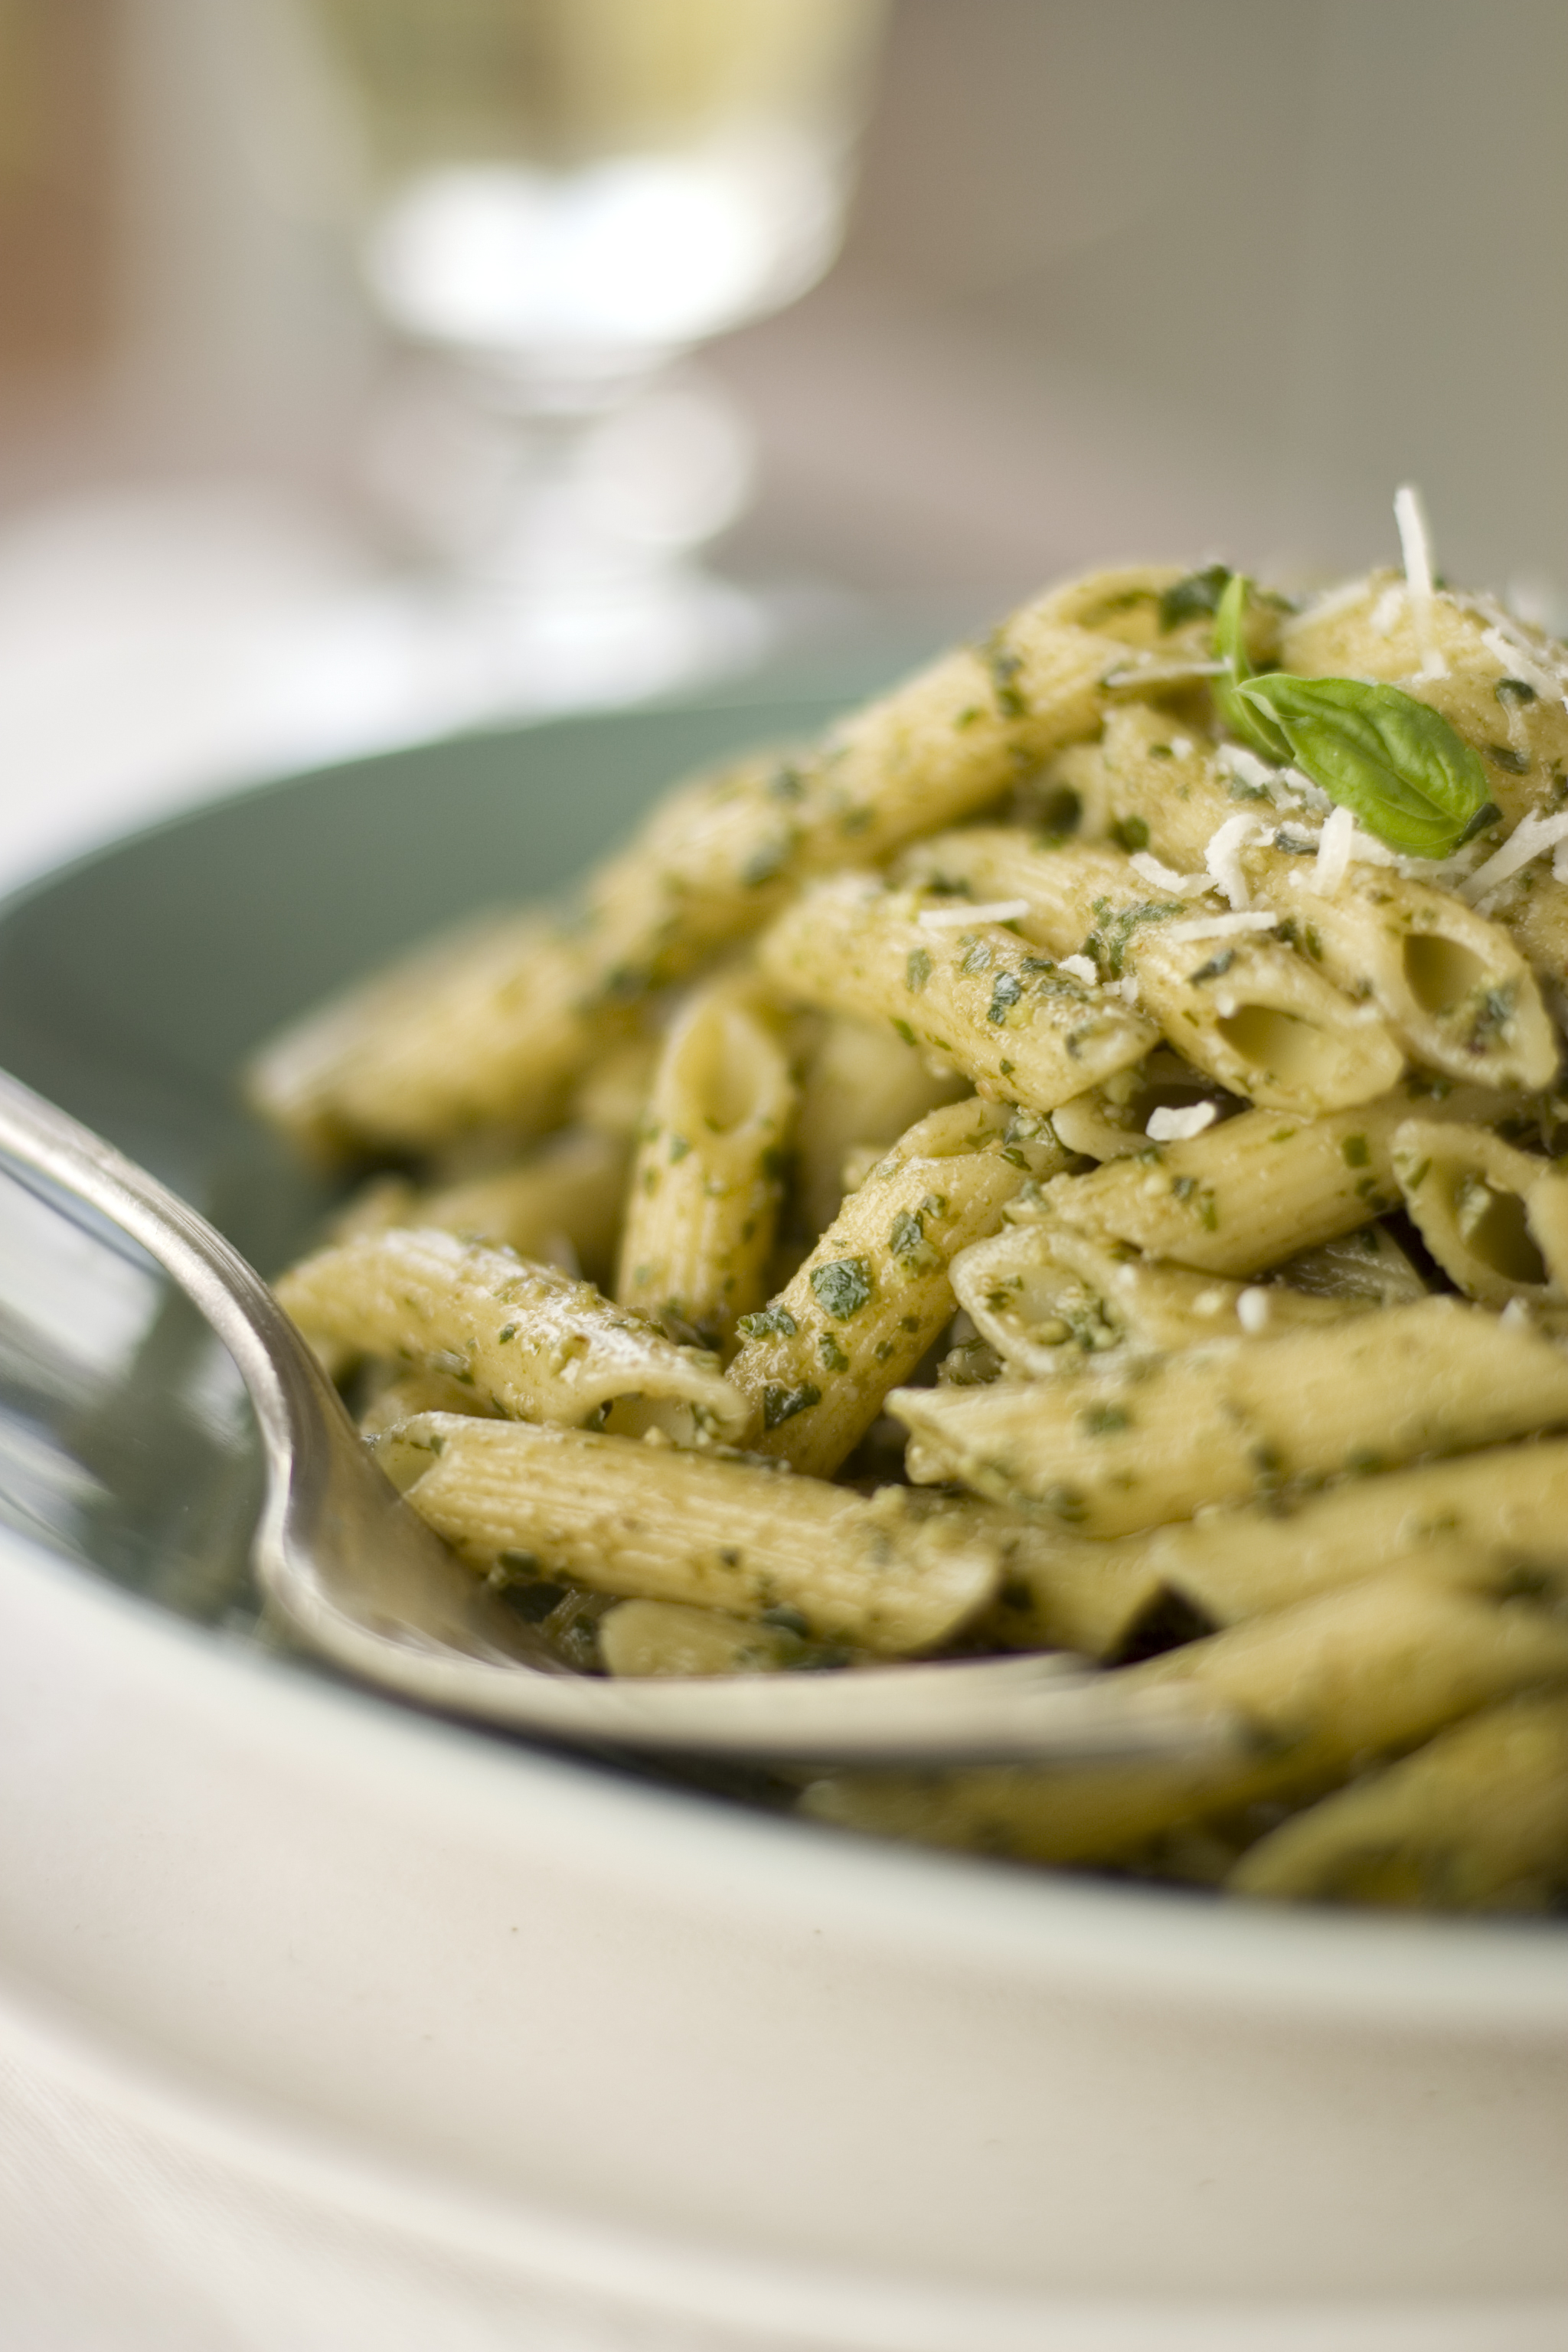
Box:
[714,0,1568,603]
[3,0,1567,605]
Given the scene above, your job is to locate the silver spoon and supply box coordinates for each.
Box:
[0,1067,1236,1765]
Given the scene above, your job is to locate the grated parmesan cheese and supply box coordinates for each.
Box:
[1129,850,1207,897]
[919,899,1031,929]
[1394,482,1449,681]
[1311,804,1355,896]
[1057,953,1099,985]
[1204,812,1257,910]
[1480,625,1560,704]
[1145,1101,1220,1143]
[1236,1286,1272,1335]
[1369,583,1406,635]
[1462,808,1568,904]
[1164,910,1279,943]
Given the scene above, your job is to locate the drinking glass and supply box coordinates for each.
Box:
[304,0,888,703]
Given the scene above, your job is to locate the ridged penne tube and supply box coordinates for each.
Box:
[332,1126,632,1289]
[1027,1079,1496,1276]
[273,1228,750,1442]
[248,606,1129,1160]
[1048,1052,1240,1161]
[727,1099,1046,1476]
[800,1566,1568,1866]
[245,913,625,1158]
[900,831,1403,1114]
[951,1221,1362,1376]
[757,876,1158,1112]
[616,983,795,1348]
[1073,704,1558,1092]
[905,1495,1179,1662]
[1228,1694,1568,1909]
[891,1295,1568,1535]
[376,1413,1001,1654]
[794,1015,970,1236]
[1391,1119,1568,1307]
[1009,1435,1568,1646]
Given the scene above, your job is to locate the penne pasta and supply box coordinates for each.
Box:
[374,1412,1001,1654]
[801,1563,1568,1864]
[890,1295,1568,1534]
[793,1014,970,1236]
[254,531,1568,1915]
[1390,1118,1568,1307]
[951,1219,1364,1376]
[274,1227,750,1442]
[1024,1078,1496,1276]
[1063,702,1557,1092]
[899,829,1405,1113]
[616,981,796,1348]
[727,1098,1047,1475]
[1227,1693,1568,1909]
[758,874,1158,1112]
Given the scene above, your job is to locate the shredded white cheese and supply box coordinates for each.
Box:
[1165,910,1279,943]
[1369,583,1406,635]
[1129,850,1207,897]
[1217,745,1285,801]
[1462,809,1568,903]
[1057,953,1099,985]
[1145,1101,1220,1143]
[1169,735,1194,758]
[1295,578,1373,629]
[1553,838,1568,885]
[1312,804,1355,896]
[1204,812,1256,910]
[1394,482,1449,681]
[919,899,1031,929]
[1236,1286,1272,1335]
[1480,625,1560,704]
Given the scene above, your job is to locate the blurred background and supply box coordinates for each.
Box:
[5,0,1568,878]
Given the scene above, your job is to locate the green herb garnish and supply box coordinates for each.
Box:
[1233,673,1499,858]
[809,1257,874,1321]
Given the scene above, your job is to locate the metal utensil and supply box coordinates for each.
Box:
[0,1067,1235,1764]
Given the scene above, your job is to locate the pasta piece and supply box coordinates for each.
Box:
[794,1014,969,1236]
[1027,1078,1495,1276]
[1018,1432,1568,1645]
[598,1599,845,1677]
[331,1125,631,1287]
[1048,1050,1238,1161]
[900,831,1404,1114]
[801,1563,1568,1866]
[725,1098,1048,1475]
[758,875,1158,1112]
[1266,1221,1430,1305]
[951,1220,1361,1376]
[273,1227,749,1442]
[250,599,1134,1158]
[890,1295,1568,1535]
[1391,1119,1568,1307]
[245,912,624,1158]
[616,982,796,1349]
[358,1367,500,1434]
[1069,703,1558,1092]
[375,1413,1001,1654]
[1228,1694,1568,1909]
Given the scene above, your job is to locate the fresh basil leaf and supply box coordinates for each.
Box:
[1158,564,1231,632]
[1212,573,1291,763]
[1233,674,1499,858]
